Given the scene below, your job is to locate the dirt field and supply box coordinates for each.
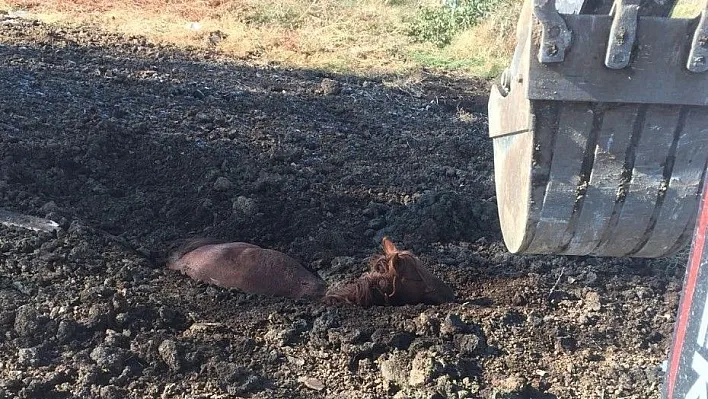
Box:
[0,16,685,399]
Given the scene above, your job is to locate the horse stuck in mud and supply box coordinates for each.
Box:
[168,236,455,307]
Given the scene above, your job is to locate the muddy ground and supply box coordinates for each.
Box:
[0,16,686,399]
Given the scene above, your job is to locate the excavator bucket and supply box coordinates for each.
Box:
[488,0,708,257]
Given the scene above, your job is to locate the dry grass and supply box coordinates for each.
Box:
[444,0,521,77]
[0,0,700,77]
[0,0,519,77]
[671,0,704,17]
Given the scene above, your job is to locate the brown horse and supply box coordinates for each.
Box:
[167,238,326,300]
[322,237,455,307]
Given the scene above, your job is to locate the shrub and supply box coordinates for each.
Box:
[408,0,501,47]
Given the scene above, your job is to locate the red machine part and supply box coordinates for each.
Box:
[664,175,708,398]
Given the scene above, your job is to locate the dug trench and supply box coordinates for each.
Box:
[0,18,684,399]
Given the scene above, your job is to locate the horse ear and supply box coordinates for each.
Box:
[382,236,398,255]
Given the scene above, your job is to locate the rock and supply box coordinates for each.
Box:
[78,364,100,385]
[435,375,455,398]
[111,294,129,313]
[104,329,130,348]
[287,356,305,367]
[389,332,415,350]
[12,281,33,296]
[84,303,113,331]
[362,203,380,217]
[381,191,496,245]
[232,196,257,217]
[415,313,440,336]
[201,359,244,384]
[512,292,528,306]
[111,365,136,386]
[208,30,227,46]
[79,285,115,302]
[193,198,214,223]
[585,271,599,286]
[14,305,39,337]
[440,313,468,335]
[557,335,577,352]
[158,339,182,372]
[17,347,43,367]
[344,328,370,344]
[99,385,125,399]
[158,306,178,325]
[90,345,126,374]
[234,374,262,394]
[528,314,543,327]
[312,309,340,333]
[264,326,298,347]
[636,287,653,300]
[320,78,341,95]
[332,391,379,399]
[299,376,325,391]
[496,375,528,394]
[502,310,526,325]
[453,334,480,354]
[115,313,130,326]
[380,352,409,388]
[89,179,108,194]
[409,352,436,387]
[585,291,602,311]
[213,177,232,191]
[646,330,663,344]
[371,328,388,345]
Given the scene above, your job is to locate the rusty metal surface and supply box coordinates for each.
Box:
[526,16,708,105]
[604,0,640,69]
[532,0,573,63]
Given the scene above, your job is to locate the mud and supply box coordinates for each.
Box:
[0,17,684,398]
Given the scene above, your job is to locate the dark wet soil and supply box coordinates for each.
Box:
[0,16,685,399]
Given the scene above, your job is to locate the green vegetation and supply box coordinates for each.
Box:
[408,0,505,47]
